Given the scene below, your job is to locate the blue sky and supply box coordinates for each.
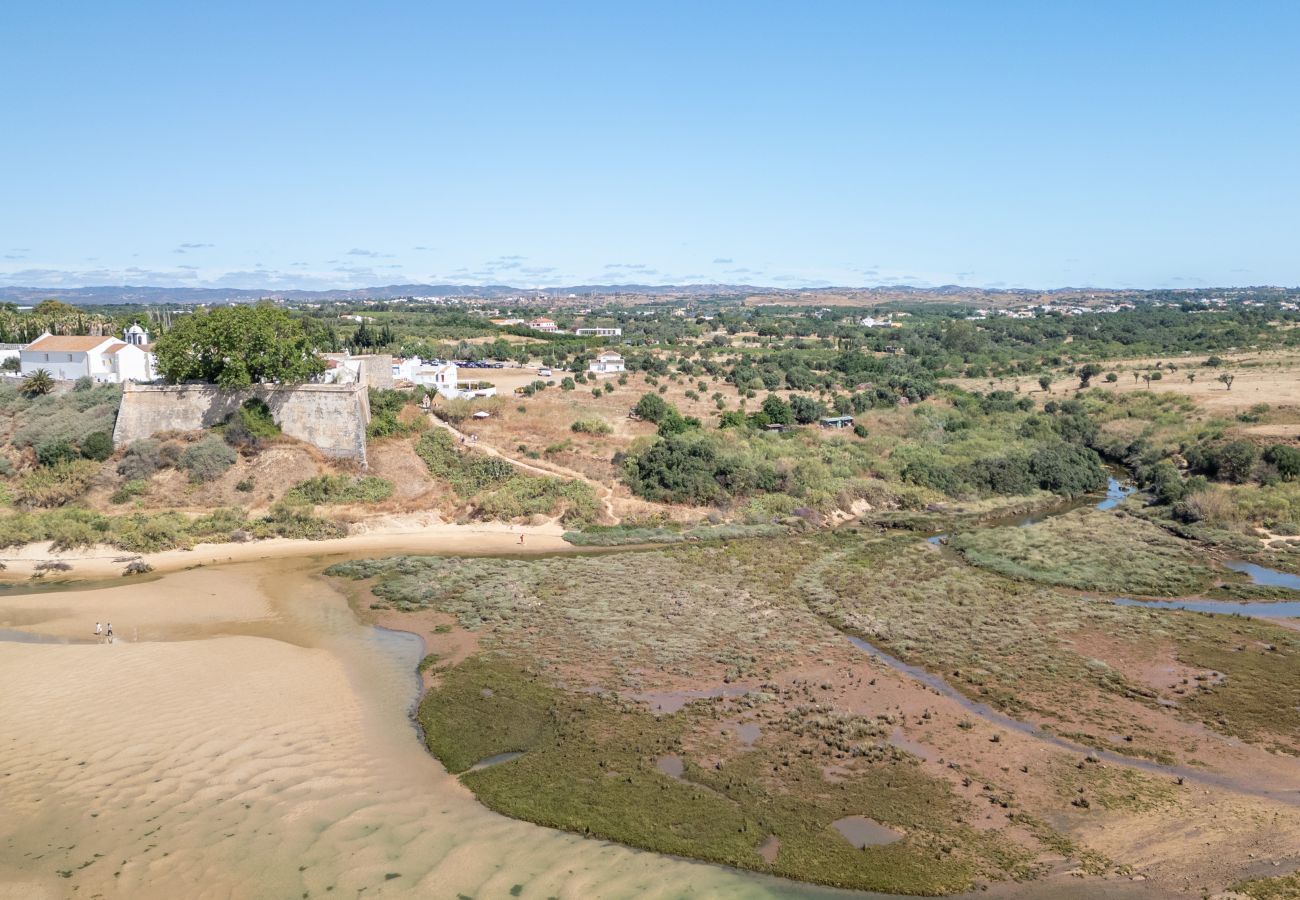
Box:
[2,1,1297,291]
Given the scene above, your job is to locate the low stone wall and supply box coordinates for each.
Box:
[113,382,371,466]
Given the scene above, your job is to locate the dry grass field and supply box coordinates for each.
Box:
[948,349,1300,412]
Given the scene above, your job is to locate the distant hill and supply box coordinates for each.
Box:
[0,282,783,306]
[0,282,1290,308]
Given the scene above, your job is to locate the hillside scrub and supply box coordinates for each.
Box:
[285,474,395,505]
[0,382,122,463]
[0,503,345,553]
[12,460,101,508]
[367,388,428,440]
[415,429,597,524]
[179,437,238,483]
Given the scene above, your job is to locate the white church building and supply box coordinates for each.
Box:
[20,324,157,383]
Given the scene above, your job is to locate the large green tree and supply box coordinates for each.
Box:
[154,305,326,387]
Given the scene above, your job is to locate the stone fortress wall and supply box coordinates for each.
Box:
[113,381,371,466]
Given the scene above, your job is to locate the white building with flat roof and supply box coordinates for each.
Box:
[588,351,625,375]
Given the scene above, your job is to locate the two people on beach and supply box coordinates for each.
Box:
[95,621,113,643]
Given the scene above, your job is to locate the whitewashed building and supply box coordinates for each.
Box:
[20,331,157,383]
[588,351,626,375]
[575,326,622,337]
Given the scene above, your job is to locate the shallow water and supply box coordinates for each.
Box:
[1114,597,1300,618]
[1224,560,1300,590]
[0,556,863,900]
[831,816,901,848]
[927,477,1134,546]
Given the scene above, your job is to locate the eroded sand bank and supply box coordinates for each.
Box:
[0,559,852,900]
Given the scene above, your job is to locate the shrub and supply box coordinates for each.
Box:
[235,477,256,492]
[159,442,182,467]
[789,394,825,425]
[1027,442,1107,495]
[473,477,599,525]
[367,388,424,440]
[124,559,154,576]
[14,460,99,507]
[251,502,348,540]
[117,439,164,479]
[10,384,121,452]
[223,398,280,450]
[285,474,395,504]
[73,375,94,392]
[80,431,114,462]
[633,392,671,423]
[570,418,612,435]
[179,437,237,483]
[622,432,727,504]
[415,430,514,496]
[1263,445,1300,482]
[110,479,148,505]
[36,439,81,468]
[1190,440,1258,484]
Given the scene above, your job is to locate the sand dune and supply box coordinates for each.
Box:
[0,559,838,899]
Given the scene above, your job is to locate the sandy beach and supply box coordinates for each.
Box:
[0,516,574,583]
[0,556,849,900]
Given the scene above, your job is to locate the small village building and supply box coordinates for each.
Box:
[818,415,855,429]
[575,326,622,337]
[406,360,497,400]
[528,317,559,332]
[588,351,625,375]
[20,331,157,383]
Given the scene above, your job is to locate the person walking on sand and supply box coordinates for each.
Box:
[95,621,102,636]
[518,533,525,545]
[105,622,113,643]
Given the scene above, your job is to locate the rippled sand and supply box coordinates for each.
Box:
[0,559,847,899]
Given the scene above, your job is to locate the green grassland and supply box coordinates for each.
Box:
[948,508,1221,596]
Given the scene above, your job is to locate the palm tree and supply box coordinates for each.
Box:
[22,368,55,396]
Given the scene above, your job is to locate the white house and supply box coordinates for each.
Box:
[21,332,157,383]
[588,351,625,375]
[409,361,459,393]
[528,317,559,332]
[575,326,622,337]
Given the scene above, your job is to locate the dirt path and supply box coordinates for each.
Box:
[428,413,620,523]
